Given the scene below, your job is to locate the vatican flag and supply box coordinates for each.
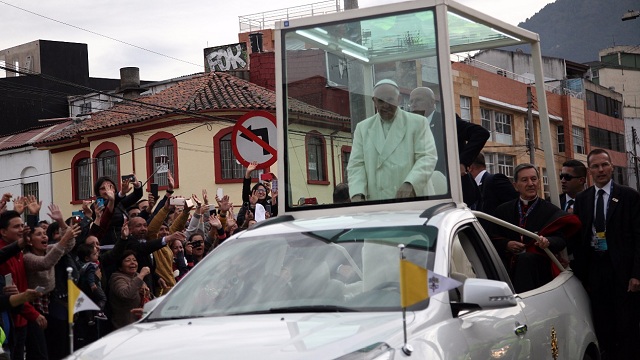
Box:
[399,259,462,308]
[68,279,100,324]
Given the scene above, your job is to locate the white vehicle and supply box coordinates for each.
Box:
[69,1,598,358]
[69,204,598,359]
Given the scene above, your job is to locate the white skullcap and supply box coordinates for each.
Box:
[373,79,399,89]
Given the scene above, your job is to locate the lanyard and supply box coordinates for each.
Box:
[517,198,539,242]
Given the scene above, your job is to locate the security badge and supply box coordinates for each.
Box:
[592,231,608,251]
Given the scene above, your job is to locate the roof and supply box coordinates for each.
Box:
[0,121,72,152]
[37,71,350,145]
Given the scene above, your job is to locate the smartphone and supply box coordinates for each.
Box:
[209,205,217,216]
[4,273,12,287]
[121,174,136,182]
[265,204,272,213]
[34,286,45,293]
[71,210,84,223]
[169,197,185,206]
[150,183,159,199]
[216,187,224,199]
[260,173,273,181]
[272,179,278,193]
[96,197,106,207]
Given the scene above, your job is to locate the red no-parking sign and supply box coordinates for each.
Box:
[231,111,277,169]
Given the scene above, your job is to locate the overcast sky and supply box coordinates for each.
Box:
[0,0,555,80]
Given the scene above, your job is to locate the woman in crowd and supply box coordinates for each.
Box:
[109,250,150,329]
[23,203,80,360]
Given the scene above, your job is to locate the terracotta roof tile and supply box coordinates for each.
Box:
[37,72,349,145]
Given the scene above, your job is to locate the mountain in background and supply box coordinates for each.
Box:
[508,0,640,63]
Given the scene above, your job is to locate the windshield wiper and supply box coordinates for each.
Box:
[229,305,359,315]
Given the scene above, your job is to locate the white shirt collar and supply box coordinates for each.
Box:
[474,170,487,186]
[594,179,613,195]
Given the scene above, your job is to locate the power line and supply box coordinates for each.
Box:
[0,1,202,69]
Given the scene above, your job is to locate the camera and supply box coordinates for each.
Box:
[191,240,204,248]
[121,174,136,182]
[169,197,185,206]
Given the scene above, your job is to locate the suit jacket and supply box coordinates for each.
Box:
[430,113,490,174]
[491,198,567,261]
[348,109,437,200]
[572,183,640,284]
[479,172,519,216]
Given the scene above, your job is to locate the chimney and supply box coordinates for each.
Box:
[118,67,145,99]
[248,33,264,53]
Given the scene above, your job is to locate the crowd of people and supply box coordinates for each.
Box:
[0,166,278,360]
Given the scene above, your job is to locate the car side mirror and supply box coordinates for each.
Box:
[462,278,517,309]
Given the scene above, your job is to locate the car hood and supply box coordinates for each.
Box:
[69,312,407,359]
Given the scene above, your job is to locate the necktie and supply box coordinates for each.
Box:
[565,199,574,211]
[595,189,605,232]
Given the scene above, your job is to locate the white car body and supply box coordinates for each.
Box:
[68,204,598,359]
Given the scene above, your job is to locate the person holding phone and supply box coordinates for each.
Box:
[93,175,143,246]
[238,161,277,226]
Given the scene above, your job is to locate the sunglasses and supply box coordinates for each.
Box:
[559,173,582,181]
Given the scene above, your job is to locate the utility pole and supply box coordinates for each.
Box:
[527,87,535,164]
[633,127,640,190]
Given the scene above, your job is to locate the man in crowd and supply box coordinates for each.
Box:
[408,87,489,204]
[572,149,640,359]
[491,163,577,293]
[0,211,47,360]
[559,159,587,213]
[348,79,436,201]
[469,153,518,217]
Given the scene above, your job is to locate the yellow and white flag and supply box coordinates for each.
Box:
[68,279,100,324]
[399,259,462,308]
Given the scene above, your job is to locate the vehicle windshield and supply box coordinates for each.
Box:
[147,225,437,320]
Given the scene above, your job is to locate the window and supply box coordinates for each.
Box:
[542,168,550,200]
[496,153,515,178]
[214,128,262,183]
[483,152,514,177]
[481,108,491,132]
[480,108,512,145]
[460,96,471,122]
[79,102,92,114]
[495,112,512,145]
[557,125,565,152]
[93,142,120,182]
[146,132,178,190]
[22,182,39,217]
[341,146,351,183]
[306,132,328,184]
[71,151,92,201]
[572,126,586,154]
[589,126,625,153]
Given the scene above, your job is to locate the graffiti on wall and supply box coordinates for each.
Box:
[204,43,248,72]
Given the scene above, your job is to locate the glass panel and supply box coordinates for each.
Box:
[96,149,118,180]
[460,96,471,121]
[282,7,448,209]
[147,224,438,318]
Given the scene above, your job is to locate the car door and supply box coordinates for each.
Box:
[451,224,534,359]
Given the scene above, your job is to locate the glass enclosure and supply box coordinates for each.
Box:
[279,5,525,212]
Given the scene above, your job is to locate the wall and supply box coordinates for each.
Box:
[0,147,53,220]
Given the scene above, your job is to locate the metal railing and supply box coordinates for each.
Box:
[239,0,341,32]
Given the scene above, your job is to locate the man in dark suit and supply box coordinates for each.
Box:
[469,153,518,216]
[490,163,573,293]
[409,87,489,205]
[572,149,640,359]
[559,159,586,213]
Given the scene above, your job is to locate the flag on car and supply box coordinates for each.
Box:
[68,279,100,324]
[399,259,462,308]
